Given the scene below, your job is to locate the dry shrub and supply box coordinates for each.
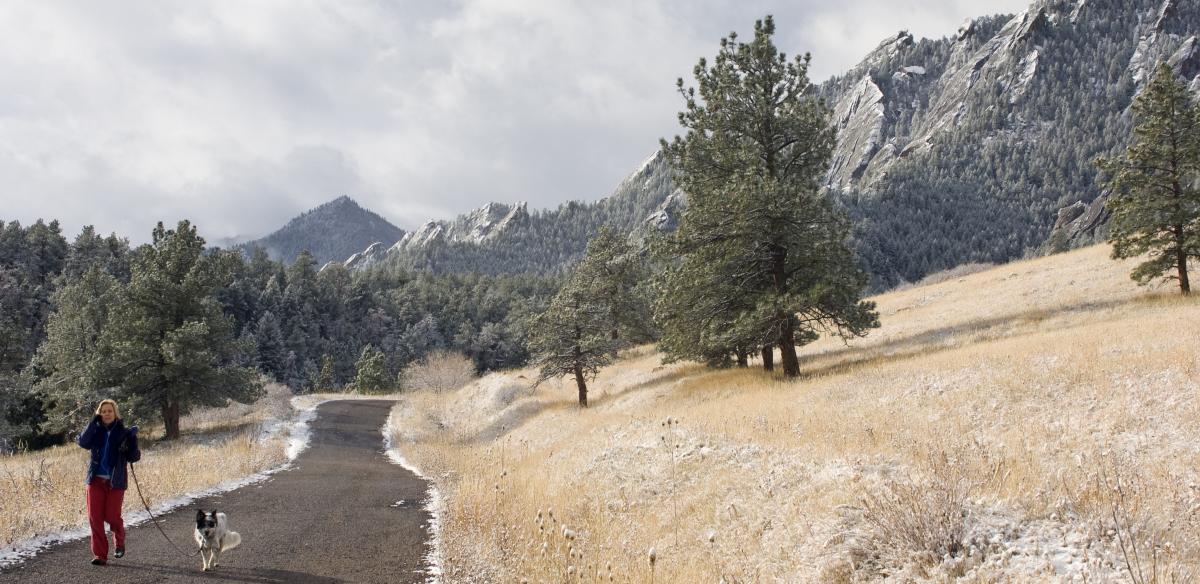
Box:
[400,350,476,392]
[845,450,999,578]
[1096,458,1200,584]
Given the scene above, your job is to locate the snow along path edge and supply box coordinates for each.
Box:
[383,409,444,584]
[0,395,325,569]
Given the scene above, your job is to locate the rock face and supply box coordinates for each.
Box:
[344,242,389,271]
[821,4,1056,191]
[827,75,888,191]
[388,201,530,255]
[1046,194,1111,250]
[1128,0,1200,89]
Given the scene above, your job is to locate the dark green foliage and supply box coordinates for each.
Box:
[100,221,262,439]
[528,227,654,406]
[353,345,389,394]
[1098,62,1200,294]
[30,267,122,435]
[658,16,879,377]
[528,273,617,408]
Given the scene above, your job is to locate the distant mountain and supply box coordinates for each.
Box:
[336,0,1200,289]
[237,196,405,265]
[820,0,1200,288]
[336,151,676,275]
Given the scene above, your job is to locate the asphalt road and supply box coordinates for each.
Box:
[1,400,433,583]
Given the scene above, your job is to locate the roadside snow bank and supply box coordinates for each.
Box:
[383,406,444,584]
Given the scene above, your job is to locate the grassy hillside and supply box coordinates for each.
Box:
[390,244,1200,582]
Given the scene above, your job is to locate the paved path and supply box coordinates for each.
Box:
[1,400,433,583]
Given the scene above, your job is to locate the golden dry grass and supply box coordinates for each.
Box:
[389,244,1200,583]
[0,383,294,549]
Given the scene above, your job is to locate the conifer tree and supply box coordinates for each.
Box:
[353,345,389,394]
[658,16,879,376]
[1098,62,1200,295]
[528,271,617,407]
[315,354,336,392]
[30,267,121,433]
[101,221,261,439]
[575,227,655,343]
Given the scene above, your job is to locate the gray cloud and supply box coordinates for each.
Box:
[0,0,1031,244]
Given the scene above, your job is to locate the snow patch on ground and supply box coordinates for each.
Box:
[383,411,444,584]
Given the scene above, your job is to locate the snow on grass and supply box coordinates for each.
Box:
[384,407,444,584]
[389,244,1200,582]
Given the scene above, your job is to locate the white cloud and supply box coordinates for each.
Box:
[0,0,1031,244]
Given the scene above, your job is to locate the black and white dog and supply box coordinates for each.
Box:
[194,509,241,571]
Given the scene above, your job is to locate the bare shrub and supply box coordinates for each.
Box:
[847,451,997,576]
[401,350,476,392]
[1097,460,1198,584]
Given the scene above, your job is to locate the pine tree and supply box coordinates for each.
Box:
[1097,62,1200,295]
[254,310,288,381]
[29,267,122,433]
[315,354,336,392]
[353,345,389,394]
[658,16,879,377]
[528,272,617,407]
[576,227,655,343]
[101,221,261,439]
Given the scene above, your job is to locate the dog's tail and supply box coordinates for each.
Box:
[222,531,241,552]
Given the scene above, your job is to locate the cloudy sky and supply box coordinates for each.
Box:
[1,0,1031,245]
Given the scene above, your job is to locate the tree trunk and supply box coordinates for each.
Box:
[572,342,588,407]
[162,399,180,440]
[761,345,774,372]
[736,349,748,368]
[573,363,588,407]
[1176,225,1191,295]
[778,317,800,378]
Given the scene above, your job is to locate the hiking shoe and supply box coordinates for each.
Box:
[91,557,106,566]
[114,547,125,558]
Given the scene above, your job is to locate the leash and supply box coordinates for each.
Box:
[128,462,199,558]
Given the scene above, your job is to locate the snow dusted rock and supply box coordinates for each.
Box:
[1070,0,1089,24]
[912,6,1049,151]
[343,241,388,271]
[358,201,531,267]
[1047,194,1111,248]
[828,75,888,191]
[645,189,687,232]
[1127,0,1198,89]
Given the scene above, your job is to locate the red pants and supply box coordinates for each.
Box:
[86,478,125,559]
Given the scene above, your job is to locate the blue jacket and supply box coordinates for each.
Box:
[78,417,141,489]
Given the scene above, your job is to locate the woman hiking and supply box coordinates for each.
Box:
[77,399,140,566]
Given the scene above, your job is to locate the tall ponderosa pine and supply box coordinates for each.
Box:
[658,16,879,377]
[103,221,261,439]
[1098,62,1200,295]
